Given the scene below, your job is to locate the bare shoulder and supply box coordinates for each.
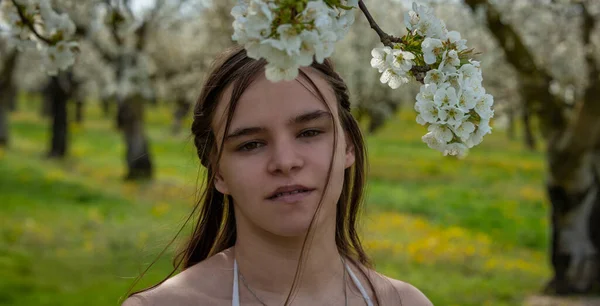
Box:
[383,276,433,306]
[122,294,149,306]
[121,249,234,306]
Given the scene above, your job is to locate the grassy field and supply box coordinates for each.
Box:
[0,96,551,305]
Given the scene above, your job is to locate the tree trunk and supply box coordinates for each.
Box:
[465,0,600,295]
[46,75,70,158]
[101,97,112,117]
[41,88,52,118]
[507,106,516,140]
[75,99,84,123]
[0,87,12,147]
[0,84,15,147]
[0,50,18,147]
[545,117,600,295]
[368,110,386,134]
[523,105,536,151]
[7,88,17,112]
[117,95,153,180]
[171,98,191,135]
[149,95,158,106]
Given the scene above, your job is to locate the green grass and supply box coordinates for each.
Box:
[0,97,550,305]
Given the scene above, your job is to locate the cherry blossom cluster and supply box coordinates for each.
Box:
[370,2,494,157]
[231,0,358,82]
[2,0,79,75]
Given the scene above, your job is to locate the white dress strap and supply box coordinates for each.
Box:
[232,259,373,306]
[345,263,374,306]
[232,259,240,306]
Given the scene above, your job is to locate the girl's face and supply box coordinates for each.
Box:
[211,69,355,237]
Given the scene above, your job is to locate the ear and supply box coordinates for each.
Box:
[344,133,356,169]
[214,170,230,195]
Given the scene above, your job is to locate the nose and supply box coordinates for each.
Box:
[267,136,304,175]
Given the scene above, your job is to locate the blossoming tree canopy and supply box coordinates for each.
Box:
[231,0,495,158]
[1,0,79,75]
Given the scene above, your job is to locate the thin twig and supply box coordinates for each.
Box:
[11,0,53,44]
[357,0,402,47]
[357,0,429,83]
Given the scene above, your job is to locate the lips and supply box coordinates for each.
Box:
[267,185,316,200]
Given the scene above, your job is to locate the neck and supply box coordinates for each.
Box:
[233,218,344,298]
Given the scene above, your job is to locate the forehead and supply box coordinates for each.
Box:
[212,68,338,139]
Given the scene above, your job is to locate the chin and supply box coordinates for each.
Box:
[268,219,314,238]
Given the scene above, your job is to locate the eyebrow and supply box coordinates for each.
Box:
[224,110,332,142]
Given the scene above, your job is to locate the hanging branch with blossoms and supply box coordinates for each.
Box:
[2,0,79,75]
[230,0,495,158]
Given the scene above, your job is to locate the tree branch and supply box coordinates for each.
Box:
[357,0,402,47]
[581,1,599,84]
[11,0,53,44]
[357,0,431,83]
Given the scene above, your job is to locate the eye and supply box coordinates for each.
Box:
[299,129,323,138]
[237,141,264,152]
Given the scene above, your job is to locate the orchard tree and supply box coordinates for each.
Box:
[147,0,235,135]
[0,0,210,179]
[0,36,17,147]
[464,0,600,295]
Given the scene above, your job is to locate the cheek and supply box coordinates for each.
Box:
[220,157,258,195]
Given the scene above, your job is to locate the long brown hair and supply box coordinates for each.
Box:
[126,45,379,304]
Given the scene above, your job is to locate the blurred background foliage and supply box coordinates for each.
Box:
[1,0,600,305]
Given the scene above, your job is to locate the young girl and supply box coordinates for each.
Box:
[122,46,432,305]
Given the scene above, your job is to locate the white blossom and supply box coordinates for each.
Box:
[446,50,460,67]
[429,124,454,143]
[404,10,419,30]
[442,105,467,128]
[443,142,468,158]
[370,47,391,73]
[265,63,300,82]
[474,94,495,119]
[416,83,438,105]
[304,1,333,31]
[43,41,78,75]
[275,24,302,55]
[422,37,444,65]
[315,30,337,63]
[459,63,482,82]
[8,10,30,40]
[424,69,446,86]
[297,30,320,66]
[434,86,458,107]
[446,31,468,52]
[422,132,445,151]
[380,68,409,89]
[417,14,447,40]
[416,114,427,126]
[39,1,76,38]
[457,89,478,112]
[465,119,492,148]
[445,72,463,92]
[419,100,448,124]
[452,121,476,142]
[407,2,447,39]
[389,49,415,72]
[329,2,356,39]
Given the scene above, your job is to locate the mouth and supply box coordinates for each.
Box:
[267,188,316,203]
